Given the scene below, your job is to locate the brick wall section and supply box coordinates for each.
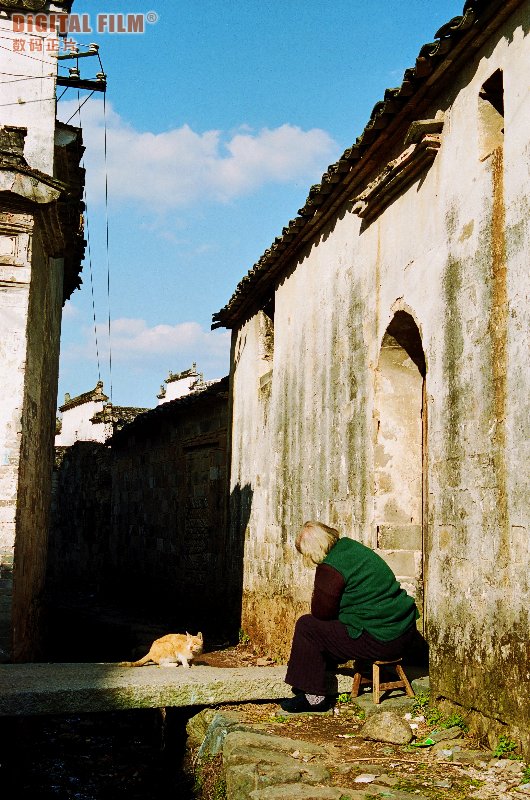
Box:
[47,380,231,636]
[110,379,230,632]
[47,442,112,601]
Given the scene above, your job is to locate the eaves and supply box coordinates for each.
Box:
[212,0,524,331]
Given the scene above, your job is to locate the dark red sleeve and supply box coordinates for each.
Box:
[311,563,345,620]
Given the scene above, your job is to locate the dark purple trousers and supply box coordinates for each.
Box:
[285,614,416,695]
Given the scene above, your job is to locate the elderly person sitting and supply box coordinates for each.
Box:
[281,520,418,713]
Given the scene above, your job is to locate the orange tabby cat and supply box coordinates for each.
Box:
[120,631,203,669]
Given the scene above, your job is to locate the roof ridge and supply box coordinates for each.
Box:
[212,0,518,330]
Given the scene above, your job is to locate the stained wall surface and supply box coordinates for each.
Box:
[227,6,529,747]
[0,15,58,173]
[0,5,81,661]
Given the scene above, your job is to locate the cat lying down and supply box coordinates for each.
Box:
[120,631,203,668]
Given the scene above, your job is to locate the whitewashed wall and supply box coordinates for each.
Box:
[228,5,530,749]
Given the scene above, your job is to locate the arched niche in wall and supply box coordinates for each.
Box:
[373,310,426,617]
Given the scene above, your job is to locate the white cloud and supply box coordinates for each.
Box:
[64,316,230,371]
[59,317,230,406]
[62,300,79,319]
[58,99,337,209]
[107,318,227,357]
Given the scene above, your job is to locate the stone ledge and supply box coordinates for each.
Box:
[0,663,356,717]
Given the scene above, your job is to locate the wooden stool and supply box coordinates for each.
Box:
[351,658,415,705]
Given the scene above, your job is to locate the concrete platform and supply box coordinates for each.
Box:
[0,663,356,717]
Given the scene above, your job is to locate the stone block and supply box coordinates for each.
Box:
[377,525,422,551]
[430,738,467,753]
[351,693,415,717]
[377,549,418,579]
[196,712,258,760]
[451,749,495,764]
[428,725,464,743]
[411,676,430,695]
[223,731,327,762]
[186,707,218,748]
[0,663,350,716]
[361,711,414,744]
[250,784,345,800]
[226,760,330,800]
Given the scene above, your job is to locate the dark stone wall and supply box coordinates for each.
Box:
[47,441,112,600]
[46,381,231,648]
[11,238,63,663]
[110,387,230,635]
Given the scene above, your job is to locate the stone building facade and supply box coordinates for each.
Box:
[0,0,84,661]
[109,377,230,632]
[55,382,109,445]
[48,441,112,602]
[47,377,231,642]
[214,0,530,751]
[54,381,148,446]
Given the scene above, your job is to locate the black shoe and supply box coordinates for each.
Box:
[279,694,333,713]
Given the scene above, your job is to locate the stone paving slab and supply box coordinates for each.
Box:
[0,664,356,717]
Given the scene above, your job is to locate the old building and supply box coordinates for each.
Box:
[55,382,109,445]
[109,376,230,633]
[0,0,84,661]
[54,381,148,445]
[214,0,529,751]
[46,373,230,652]
[156,363,218,404]
[48,385,147,618]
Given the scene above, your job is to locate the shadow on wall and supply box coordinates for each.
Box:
[225,482,253,641]
[43,458,253,661]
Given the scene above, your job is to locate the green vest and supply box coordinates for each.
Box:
[323,538,418,641]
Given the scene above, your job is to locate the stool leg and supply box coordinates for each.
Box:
[372,662,380,704]
[351,672,362,698]
[395,664,415,698]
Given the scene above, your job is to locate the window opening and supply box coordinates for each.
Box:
[479,69,504,159]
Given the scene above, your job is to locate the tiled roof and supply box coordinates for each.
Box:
[165,363,198,384]
[90,406,149,427]
[54,123,85,302]
[112,377,229,443]
[59,381,107,412]
[212,0,520,330]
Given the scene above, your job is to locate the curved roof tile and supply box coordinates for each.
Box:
[212,0,514,330]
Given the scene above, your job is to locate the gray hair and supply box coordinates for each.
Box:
[295,521,340,567]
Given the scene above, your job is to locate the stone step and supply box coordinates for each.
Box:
[0,663,356,716]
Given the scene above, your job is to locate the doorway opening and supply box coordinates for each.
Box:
[373,311,426,625]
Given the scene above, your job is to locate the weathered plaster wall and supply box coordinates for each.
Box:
[0,211,32,661]
[12,234,64,662]
[0,6,84,661]
[426,7,530,751]
[0,209,64,661]
[228,6,529,746]
[0,17,58,173]
[55,399,108,446]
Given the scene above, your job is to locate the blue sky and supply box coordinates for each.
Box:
[57,0,465,409]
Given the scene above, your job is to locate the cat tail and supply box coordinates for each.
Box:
[119,653,151,667]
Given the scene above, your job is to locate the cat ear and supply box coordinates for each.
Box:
[186,631,190,636]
